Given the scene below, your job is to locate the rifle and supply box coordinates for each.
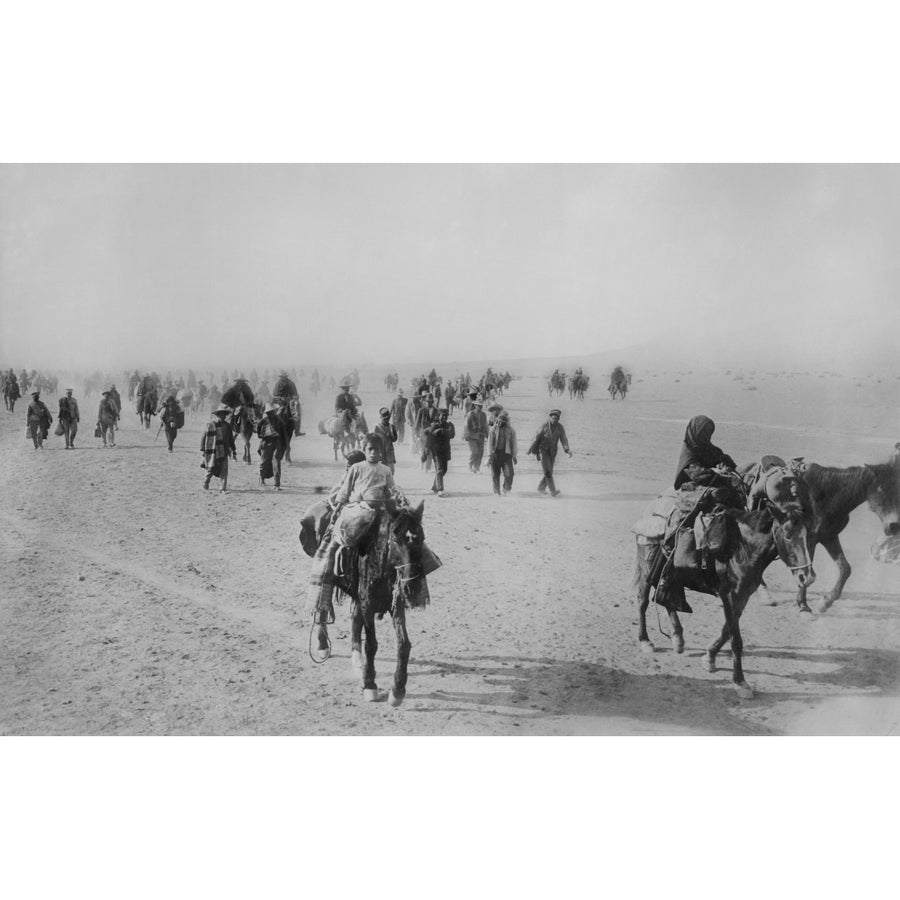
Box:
[155,419,165,443]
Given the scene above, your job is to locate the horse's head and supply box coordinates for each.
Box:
[770,501,815,589]
[866,445,900,536]
[387,500,429,607]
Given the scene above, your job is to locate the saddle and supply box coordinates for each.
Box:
[742,455,805,509]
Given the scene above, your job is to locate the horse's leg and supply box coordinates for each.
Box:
[636,547,655,653]
[795,542,819,614]
[669,610,685,653]
[704,621,731,673]
[728,593,753,698]
[389,601,411,707]
[350,600,364,676]
[817,536,850,612]
[361,606,379,701]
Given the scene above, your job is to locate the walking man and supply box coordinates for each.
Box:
[202,404,237,492]
[158,392,183,452]
[463,396,488,473]
[257,403,286,490]
[58,388,80,449]
[390,389,408,443]
[528,409,572,497]
[97,390,119,447]
[373,407,398,474]
[487,410,517,495]
[26,390,52,449]
[425,408,455,496]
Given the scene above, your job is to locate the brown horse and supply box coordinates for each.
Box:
[634,501,814,697]
[305,501,430,706]
[784,446,900,613]
[231,402,264,464]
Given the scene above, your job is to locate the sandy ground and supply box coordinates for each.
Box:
[2,368,900,735]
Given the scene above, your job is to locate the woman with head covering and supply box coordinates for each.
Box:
[673,415,738,491]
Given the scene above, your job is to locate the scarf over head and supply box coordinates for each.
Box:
[674,415,727,488]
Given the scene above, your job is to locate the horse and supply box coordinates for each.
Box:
[634,500,814,697]
[569,373,589,400]
[272,396,303,463]
[773,447,900,613]
[608,368,629,400]
[231,401,264,463]
[305,501,430,706]
[136,389,158,428]
[321,410,366,460]
[548,372,566,396]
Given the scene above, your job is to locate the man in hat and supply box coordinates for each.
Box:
[425,408,455,496]
[58,388,80,449]
[414,393,440,470]
[257,402,287,489]
[487,410,518,495]
[201,404,237,492]
[528,409,573,497]
[390,388,408,443]
[108,384,122,416]
[158,392,183,453]
[463,396,488,474]
[26,390,52,449]
[97,390,119,447]
[373,407,398,473]
[334,378,359,421]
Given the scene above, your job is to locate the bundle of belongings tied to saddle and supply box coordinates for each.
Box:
[300,500,441,618]
[631,484,731,612]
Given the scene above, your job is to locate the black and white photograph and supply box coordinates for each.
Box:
[2,2,899,896]
[3,161,900,738]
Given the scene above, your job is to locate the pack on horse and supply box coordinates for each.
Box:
[272,374,303,463]
[300,499,433,706]
[743,446,900,614]
[548,371,566,396]
[319,409,367,460]
[608,367,629,400]
[135,376,158,429]
[569,372,589,400]
[632,474,814,698]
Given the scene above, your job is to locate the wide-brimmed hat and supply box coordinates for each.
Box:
[473,398,484,407]
[65,387,74,393]
[379,407,390,416]
[549,409,562,417]
[31,390,40,397]
[339,377,352,387]
[498,411,510,421]
[397,388,404,395]
[265,403,277,414]
[214,404,230,416]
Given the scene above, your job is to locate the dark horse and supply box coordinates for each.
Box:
[136,388,158,428]
[548,372,566,396]
[634,501,814,697]
[232,401,264,463]
[273,396,303,463]
[783,447,900,613]
[303,501,430,706]
[609,368,629,400]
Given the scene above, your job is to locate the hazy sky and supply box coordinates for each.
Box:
[1,164,898,372]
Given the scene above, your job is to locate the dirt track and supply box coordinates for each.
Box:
[2,368,899,735]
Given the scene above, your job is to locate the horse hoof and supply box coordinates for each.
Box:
[362,688,379,702]
[733,682,754,700]
[350,650,362,673]
[640,640,655,654]
[672,634,685,654]
[704,653,716,673]
[798,604,815,616]
[388,690,403,707]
